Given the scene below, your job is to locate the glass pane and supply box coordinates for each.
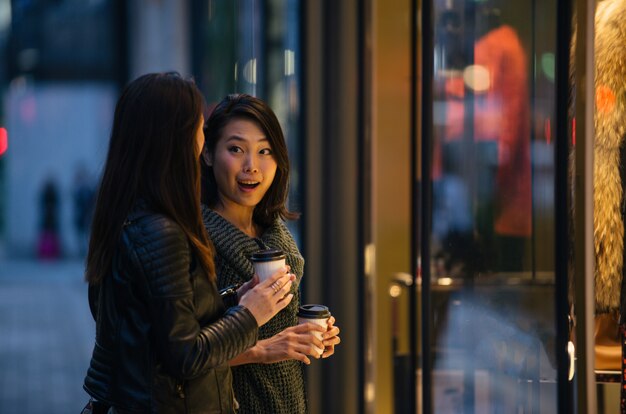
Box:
[263,0,303,245]
[196,0,303,244]
[199,0,262,101]
[427,0,557,411]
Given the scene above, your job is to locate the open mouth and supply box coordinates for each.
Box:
[238,180,260,190]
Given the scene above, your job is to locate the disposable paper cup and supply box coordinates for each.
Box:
[297,304,331,356]
[249,249,286,282]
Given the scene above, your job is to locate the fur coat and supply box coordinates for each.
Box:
[593,0,626,315]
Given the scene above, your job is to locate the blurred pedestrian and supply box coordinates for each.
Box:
[81,73,295,414]
[37,178,61,260]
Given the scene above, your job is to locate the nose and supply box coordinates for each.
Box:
[243,155,259,173]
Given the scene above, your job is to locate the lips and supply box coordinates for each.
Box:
[238,180,260,190]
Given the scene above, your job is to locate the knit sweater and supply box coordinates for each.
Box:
[201,205,307,414]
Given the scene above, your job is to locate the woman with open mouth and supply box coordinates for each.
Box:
[200,94,341,413]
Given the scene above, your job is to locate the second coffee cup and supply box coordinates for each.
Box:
[249,248,286,282]
[297,304,331,356]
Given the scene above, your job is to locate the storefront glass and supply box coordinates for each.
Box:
[422,0,562,411]
[194,0,303,244]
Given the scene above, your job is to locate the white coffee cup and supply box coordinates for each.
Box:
[297,304,331,356]
[249,249,286,282]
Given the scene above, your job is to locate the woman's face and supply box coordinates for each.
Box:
[205,118,277,210]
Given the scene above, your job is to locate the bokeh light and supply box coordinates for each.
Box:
[243,58,257,84]
[389,285,402,298]
[0,127,7,156]
[541,53,555,81]
[463,64,491,92]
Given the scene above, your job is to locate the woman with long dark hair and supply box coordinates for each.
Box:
[82,73,295,413]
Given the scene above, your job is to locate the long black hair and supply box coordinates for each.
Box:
[86,72,215,284]
[201,94,298,227]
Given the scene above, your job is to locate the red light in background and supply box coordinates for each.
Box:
[0,128,7,157]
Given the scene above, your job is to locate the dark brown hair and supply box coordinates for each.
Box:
[201,94,298,227]
[86,72,215,284]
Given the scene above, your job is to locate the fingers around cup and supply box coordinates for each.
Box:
[272,265,290,277]
[304,322,327,332]
[311,336,325,351]
[277,279,293,296]
[323,326,340,339]
[323,335,341,347]
[260,266,291,287]
[277,293,294,307]
[321,351,333,359]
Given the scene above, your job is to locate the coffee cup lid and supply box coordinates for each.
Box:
[298,304,331,319]
[249,248,286,262]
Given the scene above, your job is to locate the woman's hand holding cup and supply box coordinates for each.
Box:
[239,266,295,327]
[297,305,336,357]
[321,316,341,358]
[254,323,327,365]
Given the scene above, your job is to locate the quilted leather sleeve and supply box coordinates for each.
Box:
[123,214,258,379]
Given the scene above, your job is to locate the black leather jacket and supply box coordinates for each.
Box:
[83,207,258,413]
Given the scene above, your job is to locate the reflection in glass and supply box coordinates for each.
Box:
[196,0,303,245]
[427,0,558,411]
[432,6,532,276]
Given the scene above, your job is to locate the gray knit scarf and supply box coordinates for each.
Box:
[201,205,307,414]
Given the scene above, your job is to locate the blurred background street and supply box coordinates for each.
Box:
[0,259,93,414]
[0,1,312,408]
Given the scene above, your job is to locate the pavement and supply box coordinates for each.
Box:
[0,259,94,414]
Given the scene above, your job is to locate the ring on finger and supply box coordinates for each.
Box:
[271,281,281,293]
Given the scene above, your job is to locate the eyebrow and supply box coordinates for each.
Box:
[224,135,269,143]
